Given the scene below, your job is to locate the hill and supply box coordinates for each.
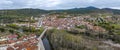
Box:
[0,6,120,17]
[51,6,120,15]
[0,8,49,17]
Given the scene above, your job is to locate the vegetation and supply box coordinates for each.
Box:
[76,25,86,29]
[0,24,44,38]
[112,24,120,30]
[0,9,48,17]
[57,15,66,18]
[46,29,119,50]
[1,6,120,18]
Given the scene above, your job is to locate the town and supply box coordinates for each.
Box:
[0,0,120,50]
[0,13,120,50]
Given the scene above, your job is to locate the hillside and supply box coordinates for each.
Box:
[0,6,120,17]
[0,8,49,17]
[51,6,120,15]
[46,29,120,50]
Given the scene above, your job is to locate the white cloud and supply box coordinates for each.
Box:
[110,7,120,9]
[0,0,12,4]
[25,0,61,8]
[0,0,120,10]
[0,0,13,9]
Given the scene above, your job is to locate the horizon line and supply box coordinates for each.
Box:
[0,7,120,10]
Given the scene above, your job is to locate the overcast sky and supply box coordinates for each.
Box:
[0,0,120,10]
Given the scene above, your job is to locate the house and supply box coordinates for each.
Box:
[7,34,18,41]
[0,37,7,41]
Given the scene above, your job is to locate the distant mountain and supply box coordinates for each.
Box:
[102,8,120,14]
[0,8,49,17]
[65,6,100,14]
[85,6,99,10]
[0,7,120,17]
[51,6,120,14]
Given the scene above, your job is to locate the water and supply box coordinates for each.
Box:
[42,37,51,50]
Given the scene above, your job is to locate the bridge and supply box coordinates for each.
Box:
[37,15,50,50]
[38,28,48,50]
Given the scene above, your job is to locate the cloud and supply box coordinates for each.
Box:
[26,0,61,8]
[0,0,13,9]
[0,0,13,5]
[91,0,120,8]
[0,0,120,10]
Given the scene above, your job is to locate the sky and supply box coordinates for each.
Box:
[0,0,120,10]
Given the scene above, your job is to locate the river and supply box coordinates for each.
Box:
[42,37,51,50]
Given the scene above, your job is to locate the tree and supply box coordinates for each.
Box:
[9,29,14,33]
[0,27,5,32]
[7,24,19,29]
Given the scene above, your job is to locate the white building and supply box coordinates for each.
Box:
[0,46,7,50]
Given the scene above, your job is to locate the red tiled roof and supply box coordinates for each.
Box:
[7,47,14,50]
